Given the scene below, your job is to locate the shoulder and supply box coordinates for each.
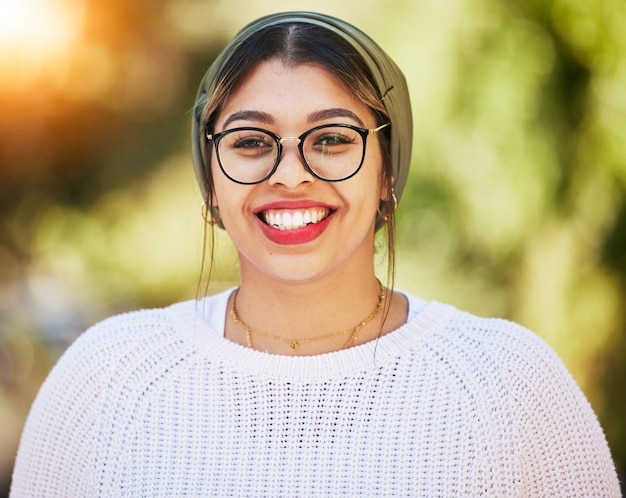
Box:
[411,299,611,445]
[65,303,187,359]
[445,306,570,382]
[43,300,203,397]
[74,299,203,350]
[430,306,620,494]
[404,294,564,375]
[399,293,586,402]
[11,301,203,496]
[449,307,554,354]
[25,299,204,436]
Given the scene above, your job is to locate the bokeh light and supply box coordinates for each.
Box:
[0,0,84,88]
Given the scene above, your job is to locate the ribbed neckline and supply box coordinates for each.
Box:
[169,298,456,381]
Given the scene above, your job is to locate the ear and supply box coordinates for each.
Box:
[376,174,397,224]
[203,186,225,228]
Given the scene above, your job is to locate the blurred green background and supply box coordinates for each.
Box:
[1,0,624,493]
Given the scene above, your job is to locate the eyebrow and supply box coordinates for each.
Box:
[307,108,365,127]
[221,107,366,130]
[222,110,275,130]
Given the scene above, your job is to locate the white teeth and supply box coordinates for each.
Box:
[263,208,329,231]
[292,211,303,226]
[282,212,292,227]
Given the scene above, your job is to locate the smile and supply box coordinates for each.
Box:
[261,208,331,231]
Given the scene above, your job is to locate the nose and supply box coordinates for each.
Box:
[267,138,316,188]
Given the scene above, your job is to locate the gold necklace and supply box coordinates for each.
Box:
[229,281,386,350]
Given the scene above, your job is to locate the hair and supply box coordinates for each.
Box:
[198,23,396,303]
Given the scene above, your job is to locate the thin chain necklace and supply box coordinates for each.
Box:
[229,281,386,351]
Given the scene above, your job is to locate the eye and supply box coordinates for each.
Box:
[308,127,358,154]
[314,133,354,147]
[221,131,276,158]
[233,135,273,149]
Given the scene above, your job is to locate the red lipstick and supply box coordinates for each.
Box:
[254,200,335,246]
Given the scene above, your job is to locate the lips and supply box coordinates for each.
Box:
[255,202,335,245]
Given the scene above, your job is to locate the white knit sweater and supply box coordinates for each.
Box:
[11,291,620,497]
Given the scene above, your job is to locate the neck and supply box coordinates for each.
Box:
[228,270,389,355]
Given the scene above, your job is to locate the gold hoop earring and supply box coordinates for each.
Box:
[201,204,222,226]
[377,204,389,222]
[377,190,398,222]
[391,190,398,212]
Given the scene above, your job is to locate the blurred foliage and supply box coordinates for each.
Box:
[0,0,624,494]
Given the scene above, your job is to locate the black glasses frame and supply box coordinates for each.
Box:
[205,122,390,185]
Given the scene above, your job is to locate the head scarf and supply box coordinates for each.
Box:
[191,11,412,229]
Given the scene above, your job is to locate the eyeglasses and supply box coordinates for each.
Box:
[205,122,390,185]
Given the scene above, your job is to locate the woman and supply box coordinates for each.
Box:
[11,11,620,497]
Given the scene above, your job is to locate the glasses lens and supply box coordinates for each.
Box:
[217,129,278,183]
[303,125,365,180]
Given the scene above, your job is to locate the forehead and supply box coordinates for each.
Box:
[215,60,373,129]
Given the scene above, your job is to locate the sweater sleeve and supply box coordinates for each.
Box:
[10,311,158,498]
[483,318,621,496]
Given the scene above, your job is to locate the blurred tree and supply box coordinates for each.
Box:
[393,0,626,485]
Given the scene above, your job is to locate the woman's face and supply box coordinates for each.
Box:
[211,59,385,285]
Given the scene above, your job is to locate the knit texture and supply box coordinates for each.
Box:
[11,293,620,497]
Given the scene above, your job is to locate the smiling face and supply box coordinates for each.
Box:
[210,59,384,285]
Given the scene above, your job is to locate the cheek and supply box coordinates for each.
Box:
[209,164,253,231]
[363,158,385,202]
[344,175,382,223]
